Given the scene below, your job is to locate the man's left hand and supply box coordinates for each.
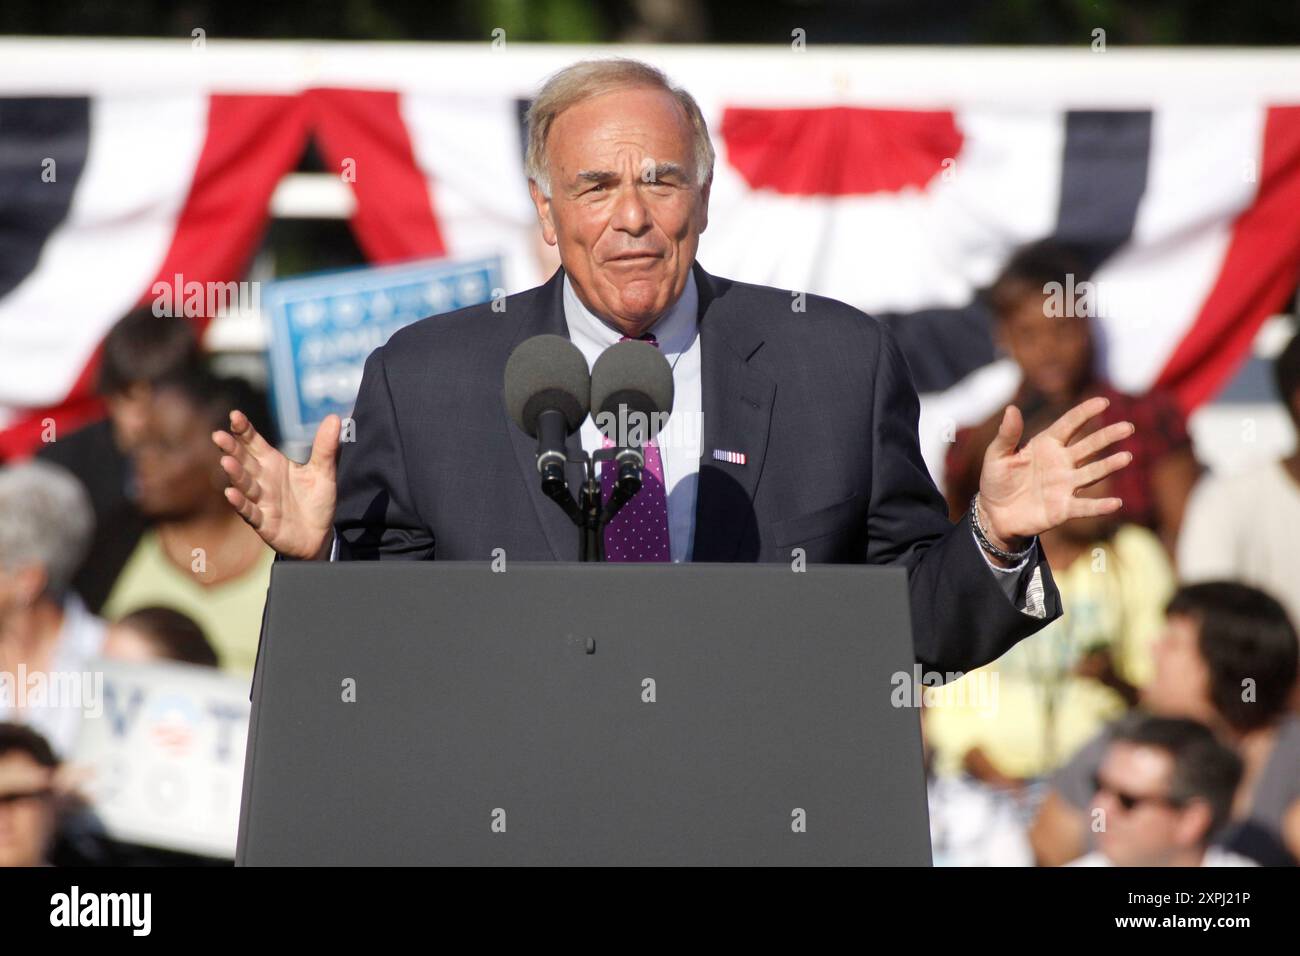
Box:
[976,396,1134,552]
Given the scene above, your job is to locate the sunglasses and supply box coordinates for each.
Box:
[0,788,54,807]
[1091,773,1185,812]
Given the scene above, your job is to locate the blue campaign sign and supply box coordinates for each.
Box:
[263,255,504,448]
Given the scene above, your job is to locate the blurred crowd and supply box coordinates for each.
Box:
[1,310,274,866]
[1,241,1298,866]
[924,241,1300,867]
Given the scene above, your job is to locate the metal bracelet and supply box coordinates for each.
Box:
[970,493,1034,563]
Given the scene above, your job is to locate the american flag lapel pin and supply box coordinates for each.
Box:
[712,448,747,466]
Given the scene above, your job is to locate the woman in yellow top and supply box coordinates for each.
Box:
[104,374,273,676]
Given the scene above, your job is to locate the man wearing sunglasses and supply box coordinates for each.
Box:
[1069,715,1254,867]
[0,723,60,868]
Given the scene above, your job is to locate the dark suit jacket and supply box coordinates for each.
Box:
[334,262,1061,672]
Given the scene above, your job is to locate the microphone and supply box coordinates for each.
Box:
[504,335,590,504]
[590,340,674,520]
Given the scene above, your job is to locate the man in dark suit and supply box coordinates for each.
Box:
[213,58,1135,674]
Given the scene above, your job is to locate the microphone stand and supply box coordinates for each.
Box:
[580,457,603,563]
[541,447,643,562]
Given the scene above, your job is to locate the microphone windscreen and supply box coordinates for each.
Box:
[590,340,674,442]
[503,335,591,437]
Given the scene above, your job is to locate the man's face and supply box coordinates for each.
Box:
[1092,743,1207,866]
[1142,614,1216,723]
[529,86,711,337]
[997,293,1092,403]
[0,753,57,867]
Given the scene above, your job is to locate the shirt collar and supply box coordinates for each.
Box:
[562,268,699,362]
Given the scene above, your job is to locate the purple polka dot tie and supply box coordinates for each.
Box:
[601,333,672,562]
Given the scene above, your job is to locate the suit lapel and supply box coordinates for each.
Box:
[690,264,776,561]
[504,267,585,560]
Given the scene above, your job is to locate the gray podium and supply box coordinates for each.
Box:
[236,562,932,865]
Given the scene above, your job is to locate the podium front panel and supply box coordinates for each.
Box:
[237,562,930,865]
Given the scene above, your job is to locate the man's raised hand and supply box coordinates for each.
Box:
[976,396,1134,551]
[212,411,341,560]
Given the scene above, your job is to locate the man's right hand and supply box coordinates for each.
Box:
[212,411,340,560]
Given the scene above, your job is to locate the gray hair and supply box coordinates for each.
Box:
[524,58,716,197]
[0,460,94,599]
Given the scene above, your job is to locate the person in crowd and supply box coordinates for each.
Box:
[944,240,1199,554]
[921,698,1034,866]
[924,413,1174,785]
[1179,330,1300,627]
[0,462,104,756]
[102,374,273,677]
[35,308,206,613]
[1032,582,1300,865]
[0,723,63,867]
[103,606,219,669]
[1067,714,1254,867]
[927,767,1035,866]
